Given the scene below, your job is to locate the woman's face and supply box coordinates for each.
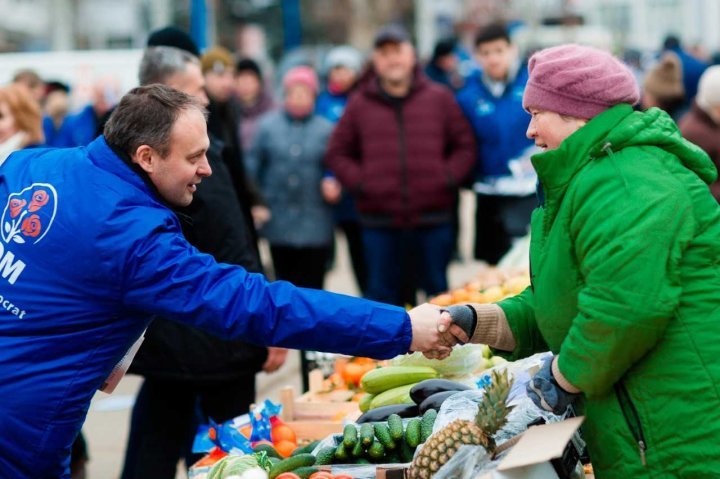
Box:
[526,108,587,151]
[0,101,19,144]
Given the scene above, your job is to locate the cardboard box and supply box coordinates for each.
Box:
[478,416,585,479]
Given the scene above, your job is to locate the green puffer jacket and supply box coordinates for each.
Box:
[497,105,720,478]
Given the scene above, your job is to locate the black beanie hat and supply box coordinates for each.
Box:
[235,58,263,80]
[147,26,200,57]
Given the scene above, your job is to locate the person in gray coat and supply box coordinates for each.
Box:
[247,66,338,289]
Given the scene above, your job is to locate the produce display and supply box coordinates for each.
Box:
[429,267,530,307]
[408,370,514,479]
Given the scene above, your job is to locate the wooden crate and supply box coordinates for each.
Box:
[279,370,360,440]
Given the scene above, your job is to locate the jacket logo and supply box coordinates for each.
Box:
[1,183,58,245]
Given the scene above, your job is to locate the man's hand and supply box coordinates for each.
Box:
[439,307,473,344]
[262,347,289,373]
[408,303,461,359]
[321,177,342,204]
[526,355,580,415]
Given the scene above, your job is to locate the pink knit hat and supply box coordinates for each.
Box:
[523,44,640,119]
[283,66,319,94]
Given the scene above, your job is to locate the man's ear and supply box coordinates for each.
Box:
[132,145,156,175]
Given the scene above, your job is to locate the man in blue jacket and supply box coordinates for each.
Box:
[456,23,537,263]
[0,84,455,478]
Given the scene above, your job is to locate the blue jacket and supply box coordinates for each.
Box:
[0,137,412,478]
[455,67,533,180]
[53,105,100,147]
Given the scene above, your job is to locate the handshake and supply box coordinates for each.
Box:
[407,303,478,359]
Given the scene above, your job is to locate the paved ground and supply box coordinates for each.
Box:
[83,192,484,478]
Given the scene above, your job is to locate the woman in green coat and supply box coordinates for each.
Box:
[444,44,720,477]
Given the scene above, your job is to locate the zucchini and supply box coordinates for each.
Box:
[420,409,438,442]
[369,383,416,410]
[409,379,472,405]
[356,404,419,424]
[293,466,320,478]
[405,418,422,448]
[360,423,374,447]
[359,393,374,413]
[374,422,396,450]
[314,447,336,466]
[291,440,320,456]
[360,366,438,394]
[269,453,316,479]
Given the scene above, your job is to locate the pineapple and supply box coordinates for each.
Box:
[408,370,514,479]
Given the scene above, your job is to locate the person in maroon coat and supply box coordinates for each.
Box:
[325,25,475,306]
[679,65,720,202]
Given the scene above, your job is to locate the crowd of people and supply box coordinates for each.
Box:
[0,20,719,479]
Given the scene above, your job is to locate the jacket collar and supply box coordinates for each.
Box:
[359,64,429,102]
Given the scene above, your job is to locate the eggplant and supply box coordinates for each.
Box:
[356,403,420,424]
[419,391,459,414]
[410,379,472,405]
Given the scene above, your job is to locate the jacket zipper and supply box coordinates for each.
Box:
[394,102,410,225]
[614,381,648,466]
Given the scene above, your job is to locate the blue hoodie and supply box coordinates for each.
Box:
[0,137,411,478]
[455,65,533,181]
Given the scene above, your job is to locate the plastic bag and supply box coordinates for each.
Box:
[390,344,485,380]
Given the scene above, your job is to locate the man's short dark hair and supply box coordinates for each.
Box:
[474,23,511,48]
[104,84,207,158]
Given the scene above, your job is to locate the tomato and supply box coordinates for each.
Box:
[275,474,302,479]
[334,475,354,479]
[308,473,334,479]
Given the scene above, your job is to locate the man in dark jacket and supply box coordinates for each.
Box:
[326,25,475,306]
[120,46,287,478]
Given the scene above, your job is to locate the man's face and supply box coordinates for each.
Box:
[148,108,212,207]
[475,38,515,81]
[372,42,415,84]
[204,68,235,102]
[166,63,209,107]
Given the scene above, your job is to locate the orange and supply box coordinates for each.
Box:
[309,473,334,479]
[274,439,298,458]
[275,474,302,479]
[271,424,297,445]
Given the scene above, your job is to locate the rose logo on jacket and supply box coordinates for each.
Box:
[1,184,58,245]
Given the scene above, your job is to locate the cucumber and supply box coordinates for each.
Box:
[367,439,386,461]
[399,434,415,463]
[334,442,349,463]
[374,422,396,450]
[405,418,422,448]
[268,457,282,466]
[314,447,336,466]
[293,466,320,478]
[342,424,358,449]
[356,404,419,424]
[360,366,438,394]
[359,393,375,413]
[356,458,372,464]
[291,440,320,456]
[253,443,282,459]
[420,409,438,442]
[360,423,374,447]
[369,383,416,410]
[387,414,404,441]
[269,453,316,479]
[351,437,364,458]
